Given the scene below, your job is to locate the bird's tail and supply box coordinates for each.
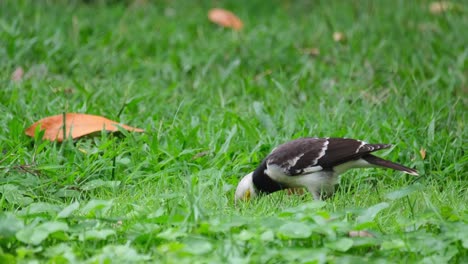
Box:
[363,154,419,176]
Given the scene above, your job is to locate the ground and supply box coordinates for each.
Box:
[0,0,467,263]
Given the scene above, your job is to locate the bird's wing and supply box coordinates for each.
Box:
[267,138,391,176]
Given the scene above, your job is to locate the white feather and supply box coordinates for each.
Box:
[314,140,329,164]
[234,172,256,201]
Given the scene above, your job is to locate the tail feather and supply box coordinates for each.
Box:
[363,154,419,176]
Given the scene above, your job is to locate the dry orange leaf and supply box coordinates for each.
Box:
[25,113,144,142]
[208,8,243,30]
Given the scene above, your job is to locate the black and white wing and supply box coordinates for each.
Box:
[266,138,392,176]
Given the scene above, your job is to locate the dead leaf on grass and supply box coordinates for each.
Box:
[11,67,24,82]
[25,113,144,142]
[333,32,346,43]
[419,148,426,160]
[429,1,453,14]
[208,8,243,30]
[299,47,320,56]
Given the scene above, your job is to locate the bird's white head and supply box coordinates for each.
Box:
[235,172,257,202]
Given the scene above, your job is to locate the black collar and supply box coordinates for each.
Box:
[251,159,284,194]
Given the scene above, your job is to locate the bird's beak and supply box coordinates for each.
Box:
[235,172,254,205]
[235,188,251,207]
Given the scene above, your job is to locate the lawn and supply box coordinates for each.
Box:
[0,0,467,263]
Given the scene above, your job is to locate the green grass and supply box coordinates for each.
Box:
[0,0,467,263]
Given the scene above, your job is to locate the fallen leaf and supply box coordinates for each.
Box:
[429,1,453,14]
[419,148,426,160]
[299,47,320,56]
[11,67,24,82]
[25,113,144,142]
[333,32,346,43]
[348,230,375,238]
[208,8,243,30]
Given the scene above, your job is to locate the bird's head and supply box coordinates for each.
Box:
[235,172,257,202]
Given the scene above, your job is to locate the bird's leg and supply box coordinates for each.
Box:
[308,185,335,200]
[321,186,336,200]
[308,186,323,200]
[311,190,322,200]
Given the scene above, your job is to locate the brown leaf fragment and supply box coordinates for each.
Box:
[25,113,144,142]
[208,8,243,30]
[429,2,453,14]
[419,148,426,160]
[348,230,374,238]
[299,47,320,56]
[333,32,346,43]
[11,67,24,82]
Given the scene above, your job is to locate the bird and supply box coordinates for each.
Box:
[235,137,418,201]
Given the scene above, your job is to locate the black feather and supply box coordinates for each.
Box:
[316,138,391,168]
[363,154,419,175]
[266,138,392,176]
[251,159,285,194]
